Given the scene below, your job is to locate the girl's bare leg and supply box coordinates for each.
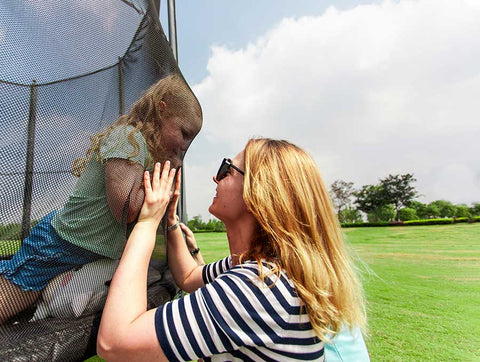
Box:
[0,275,40,324]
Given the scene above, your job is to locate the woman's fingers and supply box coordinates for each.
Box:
[179,223,198,249]
[179,222,191,235]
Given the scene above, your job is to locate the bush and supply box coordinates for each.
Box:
[342,221,392,228]
[397,208,418,221]
[367,205,396,222]
[338,207,363,223]
[404,218,454,226]
[467,216,480,223]
[455,205,471,218]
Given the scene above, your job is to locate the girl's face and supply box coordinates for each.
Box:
[160,115,200,169]
[209,151,249,223]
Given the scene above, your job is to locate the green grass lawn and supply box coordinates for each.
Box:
[196,223,480,361]
[346,223,480,361]
[0,239,21,257]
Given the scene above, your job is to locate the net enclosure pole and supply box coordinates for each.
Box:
[167,0,178,61]
[118,57,125,116]
[167,0,187,223]
[21,80,38,240]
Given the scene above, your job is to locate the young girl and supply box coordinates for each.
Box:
[0,73,202,324]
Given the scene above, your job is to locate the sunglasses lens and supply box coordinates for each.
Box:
[216,159,229,181]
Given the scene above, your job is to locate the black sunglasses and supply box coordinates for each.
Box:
[216,158,245,181]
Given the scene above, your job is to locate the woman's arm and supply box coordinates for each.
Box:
[181,222,206,266]
[165,169,205,292]
[97,162,175,361]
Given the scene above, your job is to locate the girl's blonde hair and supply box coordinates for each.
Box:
[242,138,366,341]
[72,73,202,176]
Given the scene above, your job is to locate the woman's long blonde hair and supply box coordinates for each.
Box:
[242,138,366,341]
[72,73,202,176]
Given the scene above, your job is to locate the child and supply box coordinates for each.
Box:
[0,74,202,324]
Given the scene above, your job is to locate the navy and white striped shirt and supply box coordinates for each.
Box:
[155,257,324,361]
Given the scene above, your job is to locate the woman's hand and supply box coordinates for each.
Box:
[167,167,182,226]
[180,222,205,265]
[179,222,197,250]
[137,161,176,227]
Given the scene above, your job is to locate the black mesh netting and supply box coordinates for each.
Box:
[0,1,201,360]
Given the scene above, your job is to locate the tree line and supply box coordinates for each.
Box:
[186,215,226,232]
[329,174,480,223]
[3,173,476,239]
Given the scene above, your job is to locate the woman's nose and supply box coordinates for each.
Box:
[213,176,219,184]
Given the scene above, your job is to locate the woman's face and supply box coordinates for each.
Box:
[209,151,249,223]
[160,115,201,169]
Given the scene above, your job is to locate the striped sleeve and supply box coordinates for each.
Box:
[202,256,232,284]
[155,261,324,361]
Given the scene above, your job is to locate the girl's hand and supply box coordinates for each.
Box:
[167,167,182,226]
[137,161,176,227]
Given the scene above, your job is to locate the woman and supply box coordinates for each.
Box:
[98,138,367,361]
[0,74,202,324]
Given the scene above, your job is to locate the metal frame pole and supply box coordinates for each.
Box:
[21,80,38,240]
[167,0,187,223]
[118,56,125,116]
[167,0,178,61]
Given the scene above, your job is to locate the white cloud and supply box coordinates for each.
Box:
[187,0,480,220]
[430,164,480,204]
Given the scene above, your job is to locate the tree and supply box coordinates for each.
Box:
[469,202,480,216]
[329,180,355,215]
[187,215,206,231]
[205,219,225,232]
[409,201,429,219]
[454,204,470,218]
[367,204,396,222]
[354,184,386,215]
[379,173,418,220]
[428,200,456,218]
[425,203,440,219]
[338,207,363,223]
[367,204,395,222]
[397,207,418,221]
[354,184,397,222]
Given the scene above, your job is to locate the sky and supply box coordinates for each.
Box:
[1,0,479,223]
[159,0,480,221]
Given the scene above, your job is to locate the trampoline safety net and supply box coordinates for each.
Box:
[0,1,202,360]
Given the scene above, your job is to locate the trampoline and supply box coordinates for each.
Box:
[0,0,199,360]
